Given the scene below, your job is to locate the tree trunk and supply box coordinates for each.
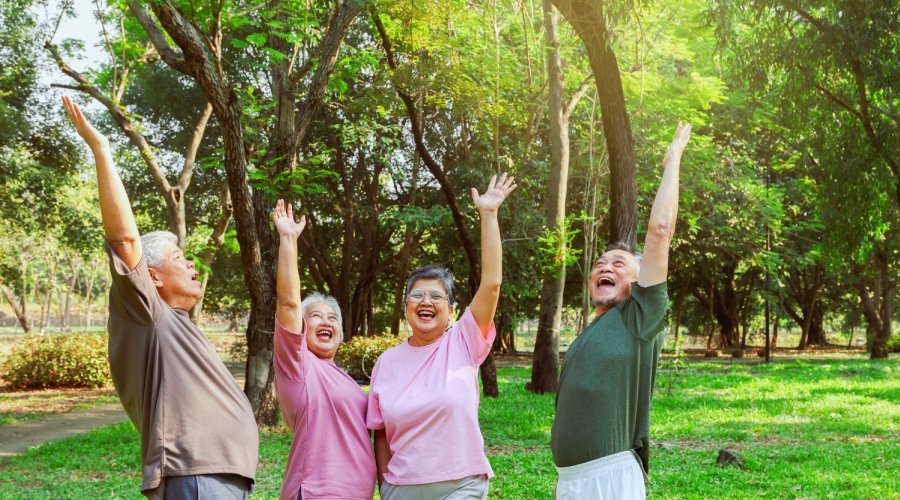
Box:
[807,305,826,346]
[530,0,569,395]
[551,0,637,250]
[856,247,894,359]
[190,180,233,323]
[1,286,30,333]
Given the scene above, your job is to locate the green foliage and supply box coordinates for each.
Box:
[537,212,587,277]
[3,334,112,389]
[335,335,403,381]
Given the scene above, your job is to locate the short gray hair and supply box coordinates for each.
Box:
[405,264,456,306]
[301,293,344,341]
[141,231,178,268]
[604,241,643,267]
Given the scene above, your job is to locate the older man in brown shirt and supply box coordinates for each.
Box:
[63,97,258,499]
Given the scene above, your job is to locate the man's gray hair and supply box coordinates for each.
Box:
[301,293,344,341]
[141,231,178,269]
[604,241,643,266]
[405,264,456,306]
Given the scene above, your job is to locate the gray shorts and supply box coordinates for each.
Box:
[163,473,252,500]
[380,474,489,500]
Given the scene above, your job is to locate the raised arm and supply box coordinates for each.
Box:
[63,96,141,269]
[638,121,691,287]
[273,200,307,332]
[469,173,517,336]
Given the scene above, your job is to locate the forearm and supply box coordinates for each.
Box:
[479,210,503,290]
[374,429,391,488]
[639,146,682,286]
[647,148,682,236]
[470,209,501,331]
[276,234,302,330]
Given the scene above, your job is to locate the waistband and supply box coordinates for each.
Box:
[555,451,641,481]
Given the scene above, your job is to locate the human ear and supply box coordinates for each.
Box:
[148,268,164,288]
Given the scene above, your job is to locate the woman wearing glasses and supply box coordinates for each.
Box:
[367,173,517,499]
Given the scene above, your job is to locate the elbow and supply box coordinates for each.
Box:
[277,296,300,309]
[648,220,675,240]
[108,236,139,253]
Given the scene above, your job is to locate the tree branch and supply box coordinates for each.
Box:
[125,0,190,74]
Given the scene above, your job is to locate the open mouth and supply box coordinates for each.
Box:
[596,276,616,290]
[416,310,436,321]
[316,327,333,341]
[191,272,199,281]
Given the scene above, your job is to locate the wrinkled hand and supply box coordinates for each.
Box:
[668,121,692,157]
[471,172,517,212]
[272,199,306,237]
[62,96,110,151]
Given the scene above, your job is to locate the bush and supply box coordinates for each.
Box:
[2,334,112,389]
[336,335,403,382]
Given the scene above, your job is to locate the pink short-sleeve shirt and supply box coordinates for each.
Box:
[274,319,376,500]
[366,308,496,485]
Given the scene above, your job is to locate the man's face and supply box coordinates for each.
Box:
[304,301,341,359]
[589,249,639,313]
[149,243,202,311]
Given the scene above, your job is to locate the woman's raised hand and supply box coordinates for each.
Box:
[62,96,110,151]
[471,172,517,213]
[272,199,306,237]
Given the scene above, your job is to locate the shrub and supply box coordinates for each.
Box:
[336,335,403,382]
[2,334,112,389]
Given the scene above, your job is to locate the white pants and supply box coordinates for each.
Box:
[555,451,647,500]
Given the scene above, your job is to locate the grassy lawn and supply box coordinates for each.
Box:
[1,359,898,498]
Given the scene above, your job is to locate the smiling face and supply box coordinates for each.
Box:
[304,301,341,359]
[405,278,453,346]
[589,249,640,316]
[148,242,203,311]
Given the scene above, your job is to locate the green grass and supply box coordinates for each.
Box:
[1,360,898,498]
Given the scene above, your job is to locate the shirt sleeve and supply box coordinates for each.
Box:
[105,241,161,326]
[453,308,496,365]
[365,358,385,430]
[619,281,669,342]
[273,317,308,381]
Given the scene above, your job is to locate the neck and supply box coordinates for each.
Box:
[408,332,443,347]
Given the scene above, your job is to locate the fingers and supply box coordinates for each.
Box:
[471,187,480,202]
[286,201,293,220]
[487,175,497,192]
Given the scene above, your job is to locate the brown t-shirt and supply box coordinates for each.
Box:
[105,243,258,498]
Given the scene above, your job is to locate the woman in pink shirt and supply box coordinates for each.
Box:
[367,174,517,499]
[272,199,376,500]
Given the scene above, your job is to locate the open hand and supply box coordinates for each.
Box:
[272,199,306,237]
[62,96,110,151]
[668,121,692,156]
[471,173,517,212]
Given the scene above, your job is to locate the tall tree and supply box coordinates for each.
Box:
[529,0,591,394]
[122,0,365,423]
[551,0,637,249]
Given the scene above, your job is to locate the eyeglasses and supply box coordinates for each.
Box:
[407,289,448,304]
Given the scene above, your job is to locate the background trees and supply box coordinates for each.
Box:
[4,0,898,420]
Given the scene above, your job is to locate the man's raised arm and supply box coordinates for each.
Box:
[62,96,141,269]
[638,121,691,287]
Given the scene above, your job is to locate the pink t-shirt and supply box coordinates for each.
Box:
[366,308,496,485]
[274,319,376,500]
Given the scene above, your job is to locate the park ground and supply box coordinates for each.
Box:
[0,331,898,499]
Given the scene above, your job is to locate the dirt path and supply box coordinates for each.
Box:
[0,365,246,463]
[0,401,129,461]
